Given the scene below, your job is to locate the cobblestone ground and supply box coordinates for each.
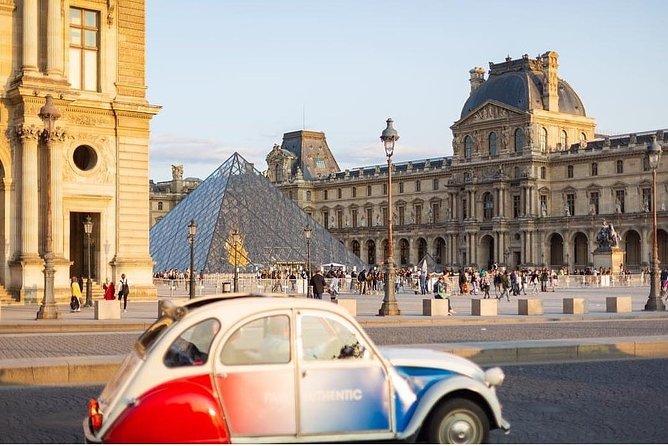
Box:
[0,359,666,443]
[1,319,667,361]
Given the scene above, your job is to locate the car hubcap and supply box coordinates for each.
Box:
[442,411,479,444]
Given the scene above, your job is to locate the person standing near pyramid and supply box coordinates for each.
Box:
[310,270,326,299]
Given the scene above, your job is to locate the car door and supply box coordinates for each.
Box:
[213,312,297,439]
[296,310,393,439]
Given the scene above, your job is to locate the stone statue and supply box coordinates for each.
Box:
[171,164,184,181]
[643,197,650,213]
[541,201,548,217]
[596,219,621,249]
[615,198,622,214]
[564,205,570,217]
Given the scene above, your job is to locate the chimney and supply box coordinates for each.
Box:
[469,67,486,93]
[541,51,559,112]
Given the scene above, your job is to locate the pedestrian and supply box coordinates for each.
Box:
[103,279,115,300]
[434,275,455,315]
[118,273,129,312]
[70,276,82,312]
[357,269,367,294]
[309,270,326,299]
[498,270,511,302]
[480,272,491,299]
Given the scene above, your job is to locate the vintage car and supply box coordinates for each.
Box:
[83,295,510,443]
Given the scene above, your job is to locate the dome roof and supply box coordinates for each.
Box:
[460,55,586,119]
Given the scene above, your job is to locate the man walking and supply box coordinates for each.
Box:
[310,270,326,300]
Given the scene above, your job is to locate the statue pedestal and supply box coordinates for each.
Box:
[592,248,625,274]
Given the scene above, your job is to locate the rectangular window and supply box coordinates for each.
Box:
[433,178,439,190]
[337,210,343,228]
[643,156,650,172]
[399,182,404,193]
[352,209,358,228]
[315,158,325,168]
[324,190,328,200]
[590,192,599,215]
[383,183,387,195]
[352,187,357,198]
[398,207,405,225]
[367,185,372,196]
[591,162,598,176]
[462,197,468,220]
[337,188,342,199]
[306,191,312,202]
[366,208,373,227]
[415,204,422,225]
[69,8,99,91]
[415,180,421,192]
[382,207,388,226]
[642,188,652,212]
[431,203,440,223]
[323,211,329,229]
[615,190,625,213]
[616,160,624,174]
[567,165,574,178]
[513,195,521,218]
[566,193,575,216]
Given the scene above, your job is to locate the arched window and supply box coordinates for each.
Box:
[351,240,360,258]
[539,127,548,152]
[560,130,568,149]
[580,132,587,146]
[274,164,282,182]
[157,201,163,211]
[464,135,473,159]
[399,239,410,265]
[514,128,524,152]
[366,240,376,265]
[488,132,497,156]
[483,192,494,220]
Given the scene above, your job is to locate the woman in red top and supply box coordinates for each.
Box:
[103,279,115,300]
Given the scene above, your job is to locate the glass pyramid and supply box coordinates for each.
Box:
[150,152,365,273]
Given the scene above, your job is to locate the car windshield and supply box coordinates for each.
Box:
[135,316,175,357]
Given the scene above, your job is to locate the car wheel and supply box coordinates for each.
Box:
[427,398,489,444]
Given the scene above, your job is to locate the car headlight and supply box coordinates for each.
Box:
[484,367,505,387]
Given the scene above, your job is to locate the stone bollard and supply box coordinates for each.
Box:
[95,300,121,320]
[472,298,498,316]
[563,297,587,314]
[337,299,357,316]
[423,298,450,316]
[606,296,632,313]
[518,298,544,315]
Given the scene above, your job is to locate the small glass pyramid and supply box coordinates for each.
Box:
[150,152,365,273]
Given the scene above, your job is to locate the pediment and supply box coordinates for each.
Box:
[454,101,525,127]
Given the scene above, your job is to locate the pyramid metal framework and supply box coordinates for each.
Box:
[150,153,365,273]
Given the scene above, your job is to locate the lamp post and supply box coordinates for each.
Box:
[83,215,93,307]
[36,95,61,320]
[187,219,197,299]
[232,229,241,292]
[378,118,400,316]
[304,225,312,297]
[644,136,665,311]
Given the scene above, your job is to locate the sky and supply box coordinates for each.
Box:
[145,0,668,182]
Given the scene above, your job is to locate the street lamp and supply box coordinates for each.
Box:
[187,219,197,299]
[304,224,313,297]
[83,215,93,307]
[36,95,61,320]
[232,229,241,292]
[378,118,400,316]
[644,135,665,311]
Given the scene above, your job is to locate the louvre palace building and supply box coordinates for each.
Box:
[1,0,160,303]
[264,51,668,273]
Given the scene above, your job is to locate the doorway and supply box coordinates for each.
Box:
[70,213,99,282]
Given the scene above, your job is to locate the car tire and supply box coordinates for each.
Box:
[426,398,490,444]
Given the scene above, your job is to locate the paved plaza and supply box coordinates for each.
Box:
[0,283,667,385]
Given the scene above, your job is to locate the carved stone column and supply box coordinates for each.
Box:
[22,0,38,71]
[46,0,64,76]
[48,128,66,256]
[17,124,40,257]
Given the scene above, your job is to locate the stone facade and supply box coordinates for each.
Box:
[0,0,160,302]
[266,52,668,272]
[149,164,201,227]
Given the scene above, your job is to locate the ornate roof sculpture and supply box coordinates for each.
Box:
[150,152,364,273]
[460,51,586,119]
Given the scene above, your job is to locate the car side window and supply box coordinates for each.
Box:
[220,315,291,366]
[300,315,367,361]
[164,318,220,368]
